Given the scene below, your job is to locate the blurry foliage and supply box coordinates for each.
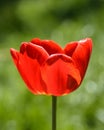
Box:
[0,0,104,130]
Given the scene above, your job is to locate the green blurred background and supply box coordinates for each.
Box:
[0,0,104,130]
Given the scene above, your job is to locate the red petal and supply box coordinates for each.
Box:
[41,54,81,96]
[20,42,28,54]
[64,42,78,57]
[26,43,49,65]
[10,46,47,95]
[10,48,19,65]
[64,38,92,79]
[31,38,63,55]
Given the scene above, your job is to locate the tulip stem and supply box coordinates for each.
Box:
[52,96,57,130]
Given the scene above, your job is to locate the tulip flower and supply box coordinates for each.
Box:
[10,38,92,130]
[10,38,92,96]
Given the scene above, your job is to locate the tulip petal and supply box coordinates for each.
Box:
[31,38,63,55]
[64,38,92,79]
[26,42,49,65]
[64,42,78,57]
[10,43,48,95]
[41,54,81,96]
[10,48,19,65]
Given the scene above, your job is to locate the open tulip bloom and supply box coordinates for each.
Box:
[10,38,92,130]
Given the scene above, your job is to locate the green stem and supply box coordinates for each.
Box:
[52,96,57,130]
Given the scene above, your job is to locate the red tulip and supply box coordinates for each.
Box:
[10,38,92,96]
